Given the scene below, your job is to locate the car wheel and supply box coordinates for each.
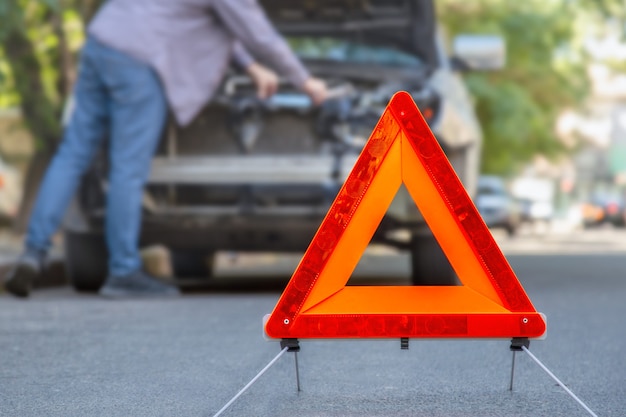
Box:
[171,249,215,279]
[505,223,518,237]
[410,233,458,286]
[64,230,108,292]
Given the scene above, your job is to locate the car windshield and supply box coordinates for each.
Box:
[288,37,424,68]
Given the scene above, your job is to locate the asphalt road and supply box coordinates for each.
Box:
[1,227,625,416]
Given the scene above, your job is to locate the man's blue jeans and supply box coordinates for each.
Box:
[26,37,168,277]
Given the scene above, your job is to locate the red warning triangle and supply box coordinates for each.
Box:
[265,91,546,339]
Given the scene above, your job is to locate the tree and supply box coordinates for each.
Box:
[0,0,101,230]
[438,0,591,176]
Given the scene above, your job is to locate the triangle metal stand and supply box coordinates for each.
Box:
[280,338,301,392]
[508,338,598,417]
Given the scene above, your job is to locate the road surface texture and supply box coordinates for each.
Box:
[1,227,625,416]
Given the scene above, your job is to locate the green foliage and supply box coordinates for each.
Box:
[0,0,98,151]
[0,49,19,107]
[439,0,592,176]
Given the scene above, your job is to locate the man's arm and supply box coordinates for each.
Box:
[212,0,328,104]
[232,41,278,99]
[231,41,255,70]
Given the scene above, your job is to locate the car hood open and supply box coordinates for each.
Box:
[260,0,438,65]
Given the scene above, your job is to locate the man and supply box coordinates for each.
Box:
[3,0,328,298]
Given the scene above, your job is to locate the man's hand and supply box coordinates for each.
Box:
[246,62,279,100]
[302,77,328,106]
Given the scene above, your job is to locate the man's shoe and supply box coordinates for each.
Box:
[98,270,180,298]
[3,249,46,298]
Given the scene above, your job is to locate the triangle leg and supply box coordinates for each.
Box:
[509,338,530,391]
[280,338,301,392]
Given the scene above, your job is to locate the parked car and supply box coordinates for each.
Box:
[63,0,504,290]
[581,189,626,228]
[511,177,555,227]
[580,199,605,228]
[475,175,521,236]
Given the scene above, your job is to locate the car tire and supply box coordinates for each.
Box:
[410,233,458,286]
[502,220,517,236]
[171,249,215,279]
[64,230,108,292]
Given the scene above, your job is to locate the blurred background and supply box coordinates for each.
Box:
[1,0,626,265]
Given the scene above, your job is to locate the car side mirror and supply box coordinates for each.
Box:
[451,34,505,72]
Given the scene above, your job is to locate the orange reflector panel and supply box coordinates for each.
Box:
[265,91,546,339]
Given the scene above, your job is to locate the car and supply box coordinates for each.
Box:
[510,177,555,228]
[581,188,626,228]
[580,199,605,228]
[62,0,504,290]
[475,176,521,236]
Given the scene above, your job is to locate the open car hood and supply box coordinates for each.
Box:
[260,0,438,65]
